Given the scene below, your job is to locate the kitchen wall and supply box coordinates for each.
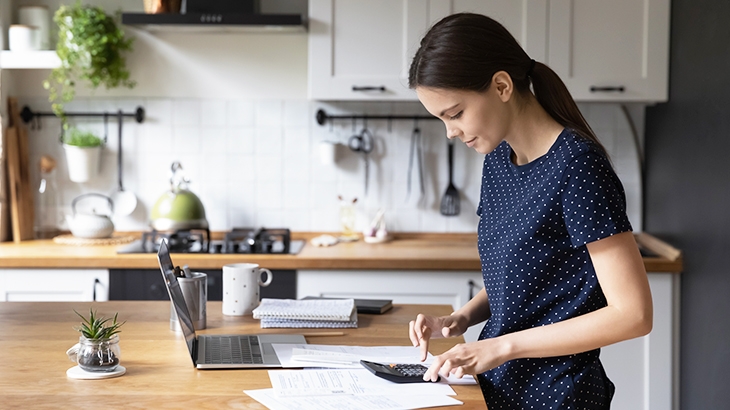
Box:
[17,96,645,234]
[8,0,644,234]
[644,0,730,407]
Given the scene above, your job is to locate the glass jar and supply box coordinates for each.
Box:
[35,156,62,239]
[75,335,121,372]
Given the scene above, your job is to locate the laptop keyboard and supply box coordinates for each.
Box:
[205,335,263,364]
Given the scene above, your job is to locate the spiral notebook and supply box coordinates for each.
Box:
[253,298,358,328]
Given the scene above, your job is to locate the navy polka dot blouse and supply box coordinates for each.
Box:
[475,129,632,409]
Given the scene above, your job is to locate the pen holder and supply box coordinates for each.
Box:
[171,272,207,331]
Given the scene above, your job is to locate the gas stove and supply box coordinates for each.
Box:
[117,228,304,254]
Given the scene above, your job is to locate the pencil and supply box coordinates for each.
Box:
[299,331,345,337]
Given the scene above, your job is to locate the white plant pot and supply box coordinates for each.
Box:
[63,144,101,183]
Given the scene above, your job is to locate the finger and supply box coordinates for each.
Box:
[409,320,419,347]
[451,366,465,379]
[442,326,451,338]
[411,314,426,341]
[439,358,457,381]
[425,356,444,382]
[419,327,432,361]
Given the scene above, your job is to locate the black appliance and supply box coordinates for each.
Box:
[121,1,306,31]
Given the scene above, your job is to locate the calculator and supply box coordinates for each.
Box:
[359,360,440,383]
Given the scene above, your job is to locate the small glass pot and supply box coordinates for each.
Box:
[75,335,121,372]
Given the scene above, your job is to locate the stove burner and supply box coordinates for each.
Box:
[141,228,210,253]
[220,228,291,254]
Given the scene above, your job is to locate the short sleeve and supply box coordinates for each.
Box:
[560,151,632,248]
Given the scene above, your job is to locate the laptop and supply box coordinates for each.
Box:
[157,239,306,369]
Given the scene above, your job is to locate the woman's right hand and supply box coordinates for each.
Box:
[409,313,469,361]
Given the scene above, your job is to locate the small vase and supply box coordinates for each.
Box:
[63,144,101,183]
[76,335,121,372]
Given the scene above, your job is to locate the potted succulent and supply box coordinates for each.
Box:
[44,1,135,122]
[63,128,104,182]
[71,309,125,372]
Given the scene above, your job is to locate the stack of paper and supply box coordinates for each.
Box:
[252,298,358,328]
[243,344,472,410]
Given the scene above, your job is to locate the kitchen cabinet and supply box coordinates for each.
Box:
[298,269,678,410]
[546,0,670,102]
[0,269,109,301]
[308,0,669,102]
[308,0,545,101]
[308,0,428,100]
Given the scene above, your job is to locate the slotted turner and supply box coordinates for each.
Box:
[440,140,460,216]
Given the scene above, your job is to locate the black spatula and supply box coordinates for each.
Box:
[440,141,460,216]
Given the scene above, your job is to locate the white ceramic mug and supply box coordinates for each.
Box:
[222,263,273,316]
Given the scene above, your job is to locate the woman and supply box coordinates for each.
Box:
[408,13,653,409]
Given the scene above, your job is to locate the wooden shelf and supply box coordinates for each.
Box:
[0,50,60,69]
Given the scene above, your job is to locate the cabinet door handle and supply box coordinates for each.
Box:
[590,86,625,93]
[93,278,102,301]
[352,86,386,92]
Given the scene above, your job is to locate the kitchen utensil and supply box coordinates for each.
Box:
[406,123,424,201]
[110,111,138,216]
[6,97,35,242]
[67,193,115,239]
[348,126,374,195]
[440,140,460,216]
[150,162,208,231]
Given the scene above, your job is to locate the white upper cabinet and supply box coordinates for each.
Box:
[547,0,670,102]
[428,0,549,63]
[308,0,430,100]
[308,0,670,103]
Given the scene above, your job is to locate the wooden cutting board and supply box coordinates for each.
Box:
[6,97,34,242]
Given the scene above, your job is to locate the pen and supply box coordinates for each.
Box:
[299,332,345,337]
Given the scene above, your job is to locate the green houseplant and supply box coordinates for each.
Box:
[44,1,135,121]
[63,128,104,182]
[72,309,125,372]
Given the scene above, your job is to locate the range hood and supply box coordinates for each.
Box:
[121,12,307,33]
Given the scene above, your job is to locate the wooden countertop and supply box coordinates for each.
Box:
[0,232,682,273]
[0,301,487,409]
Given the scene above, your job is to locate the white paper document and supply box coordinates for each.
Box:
[272,344,431,369]
[244,388,463,410]
[272,344,477,385]
[268,368,456,396]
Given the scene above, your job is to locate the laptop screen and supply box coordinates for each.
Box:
[157,240,197,363]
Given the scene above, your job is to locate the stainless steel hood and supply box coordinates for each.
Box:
[121,12,307,33]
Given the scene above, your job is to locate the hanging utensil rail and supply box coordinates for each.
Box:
[20,106,145,126]
[316,108,439,127]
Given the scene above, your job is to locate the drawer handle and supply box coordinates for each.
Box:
[590,86,625,93]
[352,86,386,92]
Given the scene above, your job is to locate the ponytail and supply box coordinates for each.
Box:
[529,62,607,157]
[409,13,608,158]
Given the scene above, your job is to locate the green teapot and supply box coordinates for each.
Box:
[150,162,208,231]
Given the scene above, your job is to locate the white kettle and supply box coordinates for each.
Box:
[67,193,115,239]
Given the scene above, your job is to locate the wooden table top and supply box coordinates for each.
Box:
[0,301,487,410]
[0,232,682,272]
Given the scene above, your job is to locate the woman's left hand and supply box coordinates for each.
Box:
[424,338,509,381]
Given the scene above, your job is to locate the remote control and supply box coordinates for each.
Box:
[359,360,440,383]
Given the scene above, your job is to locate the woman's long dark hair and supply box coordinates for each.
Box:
[409,13,607,157]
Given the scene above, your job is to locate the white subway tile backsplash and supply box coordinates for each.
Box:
[24,97,644,233]
[255,101,283,127]
[201,100,227,127]
[172,100,201,126]
[228,100,255,127]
